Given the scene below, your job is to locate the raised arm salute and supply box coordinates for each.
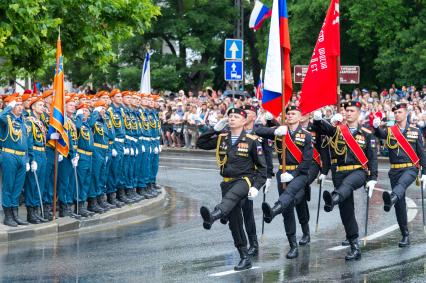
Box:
[372,103,426,247]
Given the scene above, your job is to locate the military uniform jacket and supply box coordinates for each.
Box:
[254,125,313,177]
[315,120,378,181]
[0,106,29,157]
[26,112,47,162]
[108,104,125,139]
[307,122,331,175]
[196,129,267,190]
[75,114,94,152]
[374,125,426,174]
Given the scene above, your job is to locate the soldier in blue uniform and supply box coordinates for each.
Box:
[106,89,127,207]
[149,96,162,193]
[0,96,30,227]
[24,96,49,224]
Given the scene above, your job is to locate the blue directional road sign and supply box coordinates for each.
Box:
[224,39,244,60]
[224,61,243,81]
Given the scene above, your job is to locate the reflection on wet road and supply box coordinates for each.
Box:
[0,151,424,282]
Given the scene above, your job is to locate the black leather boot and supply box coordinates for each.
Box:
[299,223,311,246]
[43,204,54,221]
[286,235,299,259]
[247,236,259,256]
[136,188,147,200]
[323,191,340,212]
[341,239,350,246]
[87,198,105,214]
[12,207,29,225]
[262,201,283,223]
[142,187,155,199]
[107,192,121,208]
[117,188,134,204]
[148,184,159,197]
[234,247,252,271]
[200,206,223,230]
[3,207,18,227]
[129,188,143,201]
[220,217,228,225]
[34,207,48,223]
[345,239,361,261]
[97,195,114,210]
[383,191,398,212]
[27,207,41,224]
[59,202,70,218]
[399,226,410,248]
[75,202,93,218]
[66,205,81,219]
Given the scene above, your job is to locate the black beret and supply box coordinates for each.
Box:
[340,101,348,108]
[241,105,257,113]
[345,100,362,109]
[286,105,301,113]
[392,103,407,112]
[227,107,247,118]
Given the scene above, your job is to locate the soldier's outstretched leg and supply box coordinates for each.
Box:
[241,198,258,256]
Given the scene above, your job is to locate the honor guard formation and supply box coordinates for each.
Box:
[0,89,162,227]
[196,100,426,270]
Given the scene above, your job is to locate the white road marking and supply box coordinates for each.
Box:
[160,165,218,172]
[327,188,418,251]
[209,266,260,277]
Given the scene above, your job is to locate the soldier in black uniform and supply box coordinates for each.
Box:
[197,108,267,271]
[298,114,331,245]
[257,106,313,259]
[231,105,274,257]
[372,103,426,247]
[313,101,378,261]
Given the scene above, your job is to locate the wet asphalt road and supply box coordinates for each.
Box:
[0,150,426,282]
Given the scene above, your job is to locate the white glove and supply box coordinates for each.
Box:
[123,148,130,155]
[264,178,272,194]
[154,147,159,154]
[331,113,343,124]
[71,157,79,168]
[366,180,377,198]
[130,148,135,156]
[280,172,294,183]
[50,133,60,140]
[76,109,84,116]
[26,163,30,172]
[30,161,38,172]
[58,154,63,162]
[274,126,287,136]
[94,107,103,113]
[421,175,426,189]
[373,117,381,128]
[111,149,118,157]
[318,174,326,186]
[135,148,139,156]
[214,118,229,132]
[313,111,322,121]
[8,100,17,109]
[142,145,146,152]
[265,112,273,121]
[248,187,259,200]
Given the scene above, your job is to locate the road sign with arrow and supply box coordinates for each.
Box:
[224,39,243,60]
[224,61,243,81]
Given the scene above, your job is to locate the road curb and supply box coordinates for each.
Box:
[0,188,167,242]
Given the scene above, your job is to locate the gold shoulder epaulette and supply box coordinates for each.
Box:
[246,133,259,140]
[361,127,372,134]
[409,126,419,130]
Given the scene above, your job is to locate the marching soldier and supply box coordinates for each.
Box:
[313,101,378,260]
[372,103,426,247]
[0,96,30,227]
[197,108,267,271]
[259,106,313,259]
[24,96,49,224]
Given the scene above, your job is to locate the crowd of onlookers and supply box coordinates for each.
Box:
[156,85,426,150]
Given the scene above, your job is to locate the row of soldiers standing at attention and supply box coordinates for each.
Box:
[197,100,426,271]
[0,89,162,227]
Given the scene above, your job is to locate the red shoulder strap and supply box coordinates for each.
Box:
[313,147,321,166]
[389,126,420,167]
[285,134,303,163]
[338,125,368,169]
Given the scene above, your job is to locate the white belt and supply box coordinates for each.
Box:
[153,137,160,141]
[139,137,151,141]
[114,138,125,143]
[125,135,137,142]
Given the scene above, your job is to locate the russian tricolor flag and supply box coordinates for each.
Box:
[249,1,272,31]
[262,0,292,117]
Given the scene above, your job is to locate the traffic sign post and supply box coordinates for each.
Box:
[224,39,243,60]
[225,61,243,81]
[294,65,360,84]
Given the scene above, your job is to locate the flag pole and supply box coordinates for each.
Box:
[280,45,287,190]
[336,55,341,112]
